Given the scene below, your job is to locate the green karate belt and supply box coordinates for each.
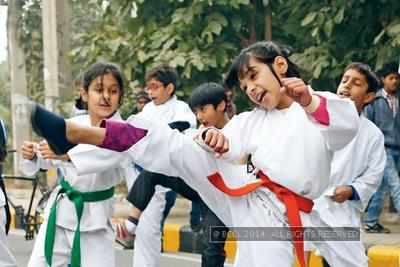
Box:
[44,179,114,267]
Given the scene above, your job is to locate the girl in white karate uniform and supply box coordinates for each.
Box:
[29,41,360,267]
[21,62,132,267]
[307,63,386,267]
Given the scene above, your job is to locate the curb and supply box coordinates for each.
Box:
[368,245,400,267]
[162,224,237,261]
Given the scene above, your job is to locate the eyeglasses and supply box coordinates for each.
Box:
[146,81,164,91]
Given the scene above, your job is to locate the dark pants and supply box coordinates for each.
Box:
[322,258,330,267]
[200,205,227,267]
[190,200,202,229]
[127,170,228,267]
[161,190,177,232]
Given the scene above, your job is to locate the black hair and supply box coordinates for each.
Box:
[74,96,86,110]
[146,64,179,95]
[224,85,234,93]
[345,62,381,93]
[73,73,87,110]
[81,61,125,109]
[377,62,399,78]
[136,91,151,103]
[189,82,227,111]
[224,41,300,90]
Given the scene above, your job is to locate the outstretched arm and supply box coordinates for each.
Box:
[20,140,61,176]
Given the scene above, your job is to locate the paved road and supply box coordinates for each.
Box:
[7,226,400,267]
[7,229,233,267]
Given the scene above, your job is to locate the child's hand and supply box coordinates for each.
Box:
[38,140,69,161]
[203,128,229,157]
[281,78,312,107]
[38,140,58,160]
[331,185,353,203]
[21,141,38,160]
[116,220,135,241]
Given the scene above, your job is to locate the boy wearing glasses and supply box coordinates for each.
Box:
[132,64,197,267]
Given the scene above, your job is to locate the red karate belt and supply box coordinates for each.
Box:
[207,170,313,267]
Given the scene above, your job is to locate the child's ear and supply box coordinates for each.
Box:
[363,92,375,105]
[166,83,174,96]
[273,56,288,76]
[80,88,88,103]
[217,100,226,112]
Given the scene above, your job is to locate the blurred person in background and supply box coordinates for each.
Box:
[364,62,400,233]
[0,117,18,267]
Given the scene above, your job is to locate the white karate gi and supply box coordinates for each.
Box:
[75,92,359,266]
[128,95,196,267]
[0,189,17,267]
[309,115,386,267]
[22,112,130,267]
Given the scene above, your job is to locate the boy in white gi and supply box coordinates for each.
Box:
[126,64,196,267]
[308,62,386,267]
[117,82,231,267]
[21,62,131,267]
[28,41,360,267]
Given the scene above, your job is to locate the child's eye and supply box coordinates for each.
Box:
[250,72,257,80]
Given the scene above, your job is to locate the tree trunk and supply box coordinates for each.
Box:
[42,0,72,112]
[7,0,31,176]
[264,5,272,41]
[56,0,73,106]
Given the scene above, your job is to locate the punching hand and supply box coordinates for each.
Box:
[38,140,70,161]
[21,141,37,160]
[38,140,57,160]
[202,128,229,157]
[281,78,312,107]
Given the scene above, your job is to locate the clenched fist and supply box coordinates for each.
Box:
[281,77,312,107]
[202,128,229,157]
[21,141,38,160]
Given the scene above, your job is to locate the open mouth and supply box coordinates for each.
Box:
[339,91,351,97]
[257,91,267,103]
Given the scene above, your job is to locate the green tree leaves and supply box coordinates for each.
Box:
[15,0,400,116]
